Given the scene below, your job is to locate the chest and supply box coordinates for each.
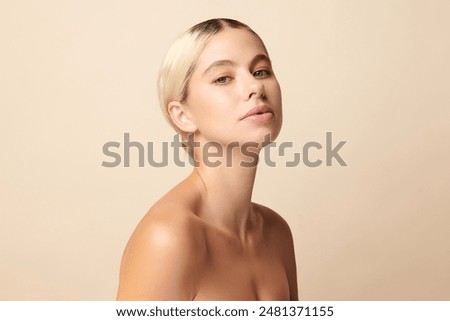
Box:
[193,235,290,300]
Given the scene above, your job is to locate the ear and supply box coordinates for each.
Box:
[167,101,197,134]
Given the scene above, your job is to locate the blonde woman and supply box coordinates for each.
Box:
[117,18,298,300]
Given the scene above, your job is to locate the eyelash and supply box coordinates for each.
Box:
[214,69,271,85]
[214,76,232,84]
[253,69,271,78]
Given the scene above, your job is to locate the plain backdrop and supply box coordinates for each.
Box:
[1,0,449,300]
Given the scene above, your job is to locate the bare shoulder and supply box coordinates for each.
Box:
[253,202,294,243]
[131,203,205,260]
[253,202,299,300]
[117,199,206,300]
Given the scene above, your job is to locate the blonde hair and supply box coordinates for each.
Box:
[157,18,265,136]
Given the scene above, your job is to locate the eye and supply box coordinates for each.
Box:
[253,69,270,78]
[215,76,232,84]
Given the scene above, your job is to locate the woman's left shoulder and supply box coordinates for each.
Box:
[253,202,299,300]
[252,202,294,241]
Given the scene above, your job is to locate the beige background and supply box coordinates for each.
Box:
[1,0,449,300]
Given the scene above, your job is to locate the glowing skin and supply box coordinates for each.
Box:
[181,27,282,148]
[117,27,298,301]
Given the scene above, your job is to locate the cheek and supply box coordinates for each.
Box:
[187,86,213,117]
[193,87,235,116]
[268,81,282,105]
[187,92,230,133]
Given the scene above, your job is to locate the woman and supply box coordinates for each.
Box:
[117,18,298,300]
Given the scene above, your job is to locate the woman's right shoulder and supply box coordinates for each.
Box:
[117,201,206,300]
[132,199,205,255]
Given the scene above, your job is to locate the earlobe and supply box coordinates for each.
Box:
[167,101,197,134]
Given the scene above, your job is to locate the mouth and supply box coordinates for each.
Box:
[241,105,274,121]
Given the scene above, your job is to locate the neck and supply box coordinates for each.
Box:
[188,147,260,240]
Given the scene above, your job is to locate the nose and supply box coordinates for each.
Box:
[244,74,265,100]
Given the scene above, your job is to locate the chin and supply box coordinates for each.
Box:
[244,126,282,148]
[243,115,282,145]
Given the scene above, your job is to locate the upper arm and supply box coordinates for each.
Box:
[117,213,203,300]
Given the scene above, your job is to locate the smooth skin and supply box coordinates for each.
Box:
[117,27,298,300]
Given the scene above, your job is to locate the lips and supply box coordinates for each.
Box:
[241,105,274,120]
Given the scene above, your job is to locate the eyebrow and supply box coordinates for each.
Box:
[202,53,272,76]
[250,54,272,69]
[202,60,235,76]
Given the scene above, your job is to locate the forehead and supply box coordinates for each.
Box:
[195,27,268,69]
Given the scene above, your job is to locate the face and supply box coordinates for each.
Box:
[183,27,282,148]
